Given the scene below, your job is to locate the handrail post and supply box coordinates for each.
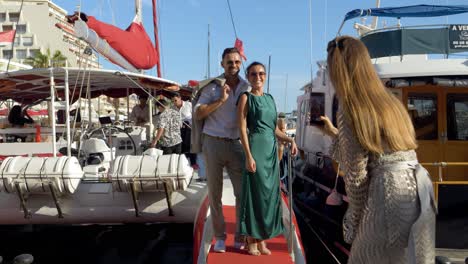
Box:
[49,61,57,157]
[64,61,71,157]
[438,162,443,182]
[287,148,295,261]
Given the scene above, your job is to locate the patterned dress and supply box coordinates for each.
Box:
[331,107,436,264]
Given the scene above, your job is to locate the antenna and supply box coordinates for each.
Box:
[284,74,288,112]
[206,24,211,78]
[309,0,314,88]
[370,0,380,29]
[267,55,271,94]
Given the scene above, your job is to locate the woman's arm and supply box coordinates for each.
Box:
[237,94,256,173]
[274,127,297,156]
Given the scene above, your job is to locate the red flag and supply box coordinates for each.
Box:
[188,80,199,87]
[234,38,247,61]
[0,30,15,47]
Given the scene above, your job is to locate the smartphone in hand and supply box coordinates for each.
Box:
[309,93,325,126]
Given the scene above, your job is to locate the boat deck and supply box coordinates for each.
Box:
[207,205,293,264]
[202,174,296,263]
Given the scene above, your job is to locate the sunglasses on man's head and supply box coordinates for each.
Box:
[249,72,266,77]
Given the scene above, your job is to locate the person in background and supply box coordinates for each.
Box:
[194,47,250,252]
[321,36,435,263]
[171,92,196,166]
[130,95,150,126]
[237,62,297,256]
[277,112,288,179]
[8,105,34,127]
[150,99,182,154]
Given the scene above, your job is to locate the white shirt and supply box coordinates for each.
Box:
[196,77,249,139]
[175,101,192,125]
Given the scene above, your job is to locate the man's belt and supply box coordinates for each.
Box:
[204,134,239,142]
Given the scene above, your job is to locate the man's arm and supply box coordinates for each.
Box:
[195,84,230,120]
[150,128,164,148]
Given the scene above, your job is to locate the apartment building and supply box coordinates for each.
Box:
[0,0,99,69]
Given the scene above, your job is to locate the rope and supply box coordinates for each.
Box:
[107,0,117,26]
[6,0,25,73]
[119,71,192,128]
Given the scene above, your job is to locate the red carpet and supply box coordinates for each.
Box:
[207,206,293,264]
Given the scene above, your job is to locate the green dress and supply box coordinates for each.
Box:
[239,92,283,240]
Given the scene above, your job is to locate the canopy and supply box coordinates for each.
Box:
[0,109,48,116]
[344,5,468,21]
[0,68,185,104]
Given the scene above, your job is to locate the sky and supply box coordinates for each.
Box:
[53,0,468,113]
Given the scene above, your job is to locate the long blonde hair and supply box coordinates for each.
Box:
[327,36,417,154]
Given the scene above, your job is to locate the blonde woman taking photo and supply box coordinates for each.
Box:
[321,36,435,264]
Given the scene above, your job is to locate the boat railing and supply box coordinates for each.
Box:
[420,162,468,182]
[287,146,295,260]
[361,23,451,37]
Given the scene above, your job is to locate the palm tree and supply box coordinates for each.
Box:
[24,48,67,68]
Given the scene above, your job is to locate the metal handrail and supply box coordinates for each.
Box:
[287,148,295,261]
[361,23,451,37]
[420,162,468,182]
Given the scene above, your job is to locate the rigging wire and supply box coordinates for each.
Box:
[226,0,238,39]
[226,0,245,72]
[107,0,117,26]
[324,0,328,43]
[309,0,314,87]
[6,0,25,73]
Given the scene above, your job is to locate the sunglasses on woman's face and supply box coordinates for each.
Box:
[249,72,266,77]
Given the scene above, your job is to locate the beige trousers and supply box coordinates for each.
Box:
[202,135,244,241]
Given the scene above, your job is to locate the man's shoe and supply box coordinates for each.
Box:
[234,241,245,250]
[213,240,226,253]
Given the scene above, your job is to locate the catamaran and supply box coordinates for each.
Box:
[0,0,306,263]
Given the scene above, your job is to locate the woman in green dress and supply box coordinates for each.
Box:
[237,62,298,256]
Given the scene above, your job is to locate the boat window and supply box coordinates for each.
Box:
[407,93,438,140]
[446,94,468,141]
[0,13,6,23]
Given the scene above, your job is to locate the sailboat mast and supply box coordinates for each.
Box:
[152,0,162,77]
[135,0,142,22]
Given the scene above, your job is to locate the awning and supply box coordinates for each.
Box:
[0,68,185,104]
[344,5,468,22]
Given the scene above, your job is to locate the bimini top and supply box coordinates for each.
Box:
[344,5,468,22]
[0,68,188,104]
